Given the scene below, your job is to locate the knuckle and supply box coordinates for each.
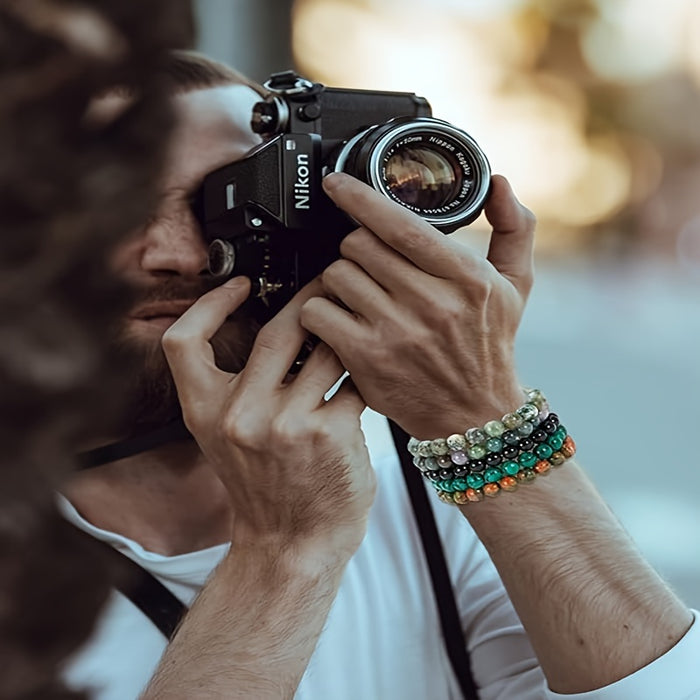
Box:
[161,326,192,354]
[339,227,371,257]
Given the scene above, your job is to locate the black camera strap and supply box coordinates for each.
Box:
[389,420,478,700]
[75,417,476,698]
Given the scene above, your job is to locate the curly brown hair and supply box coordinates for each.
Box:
[0,2,193,697]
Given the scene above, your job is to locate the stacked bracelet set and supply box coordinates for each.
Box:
[406,389,576,505]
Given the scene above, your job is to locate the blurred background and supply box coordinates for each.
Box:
[194,0,700,608]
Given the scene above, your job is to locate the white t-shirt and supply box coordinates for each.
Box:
[60,410,700,700]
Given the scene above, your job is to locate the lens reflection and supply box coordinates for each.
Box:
[385,146,462,209]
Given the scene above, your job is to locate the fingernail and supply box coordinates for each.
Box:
[223,276,248,289]
[322,172,346,192]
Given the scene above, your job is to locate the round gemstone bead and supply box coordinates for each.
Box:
[453,466,469,478]
[502,445,519,460]
[453,491,469,505]
[413,455,425,468]
[518,421,535,436]
[518,437,535,451]
[518,452,537,468]
[450,450,468,466]
[466,473,485,490]
[426,470,441,481]
[407,437,421,455]
[466,428,487,446]
[485,437,503,453]
[415,459,430,473]
[517,403,539,422]
[531,429,548,443]
[438,491,454,504]
[502,412,523,429]
[503,430,520,445]
[534,460,551,475]
[549,451,566,466]
[468,444,487,460]
[440,479,455,492]
[499,476,518,491]
[436,454,452,468]
[430,438,449,456]
[424,457,438,471]
[485,452,502,467]
[547,435,564,451]
[554,426,567,440]
[561,436,576,458]
[484,420,506,437]
[542,419,558,434]
[417,440,433,457]
[484,467,504,483]
[535,443,553,460]
[453,478,468,491]
[483,483,500,498]
[446,433,468,451]
[517,468,537,483]
[526,388,546,408]
[503,460,520,476]
[439,468,454,480]
[466,488,484,502]
[469,459,485,473]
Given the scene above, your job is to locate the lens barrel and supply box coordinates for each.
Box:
[333,117,490,232]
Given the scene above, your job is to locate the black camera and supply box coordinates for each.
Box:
[194,70,491,320]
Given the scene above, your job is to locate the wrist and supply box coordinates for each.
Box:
[229,527,364,579]
[407,381,526,439]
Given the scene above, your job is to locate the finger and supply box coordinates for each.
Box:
[242,277,328,388]
[485,175,536,296]
[325,374,367,419]
[162,277,251,395]
[286,341,347,409]
[339,227,425,297]
[321,258,390,320]
[299,296,363,353]
[323,172,460,278]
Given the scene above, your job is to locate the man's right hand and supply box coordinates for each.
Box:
[161,276,376,561]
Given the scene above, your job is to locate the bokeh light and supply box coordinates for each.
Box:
[292,0,700,256]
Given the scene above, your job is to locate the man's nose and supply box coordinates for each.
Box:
[140,210,209,278]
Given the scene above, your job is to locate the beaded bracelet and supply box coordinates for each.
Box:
[406,389,577,505]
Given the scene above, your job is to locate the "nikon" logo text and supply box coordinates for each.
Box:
[294,154,310,210]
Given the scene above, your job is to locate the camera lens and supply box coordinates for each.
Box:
[333,117,490,232]
[385,146,462,210]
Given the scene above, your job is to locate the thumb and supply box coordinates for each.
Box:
[485,175,536,297]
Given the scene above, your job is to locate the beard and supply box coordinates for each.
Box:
[111,278,260,439]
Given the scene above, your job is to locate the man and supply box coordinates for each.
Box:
[62,52,699,699]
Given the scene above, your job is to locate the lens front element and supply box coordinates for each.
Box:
[385,145,462,210]
[334,117,490,232]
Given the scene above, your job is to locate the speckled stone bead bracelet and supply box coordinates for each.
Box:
[406,389,577,505]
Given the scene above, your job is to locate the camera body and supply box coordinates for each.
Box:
[194,71,490,320]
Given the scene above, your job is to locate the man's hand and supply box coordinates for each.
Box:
[299,172,536,439]
[162,276,376,560]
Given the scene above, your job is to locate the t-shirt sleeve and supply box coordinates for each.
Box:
[546,610,700,700]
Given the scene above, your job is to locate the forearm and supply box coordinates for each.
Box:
[142,542,351,700]
[461,461,692,694]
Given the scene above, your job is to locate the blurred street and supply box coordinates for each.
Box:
[517,257,700,608]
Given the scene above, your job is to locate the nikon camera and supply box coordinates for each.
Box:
[194,70,491,320]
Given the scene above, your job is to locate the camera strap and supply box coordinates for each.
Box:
[389,420,478,700]
[74,417,477,698]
